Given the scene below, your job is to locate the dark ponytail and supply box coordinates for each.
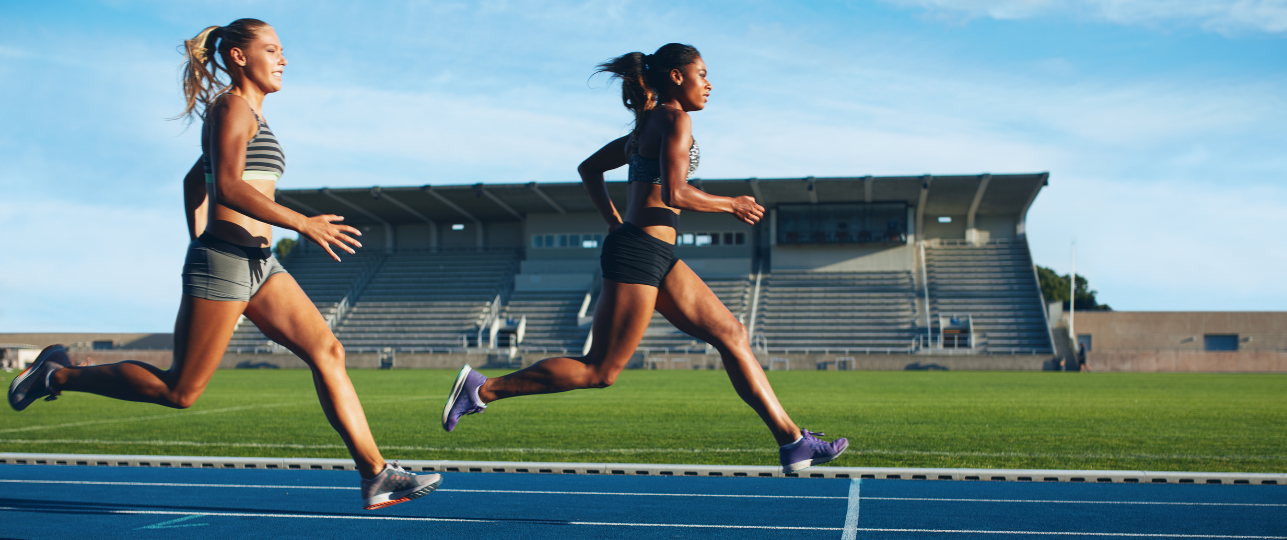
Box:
[174,18,271,123]
[595,43,701,147]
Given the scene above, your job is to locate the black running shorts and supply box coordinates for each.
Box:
[600,222,680,288]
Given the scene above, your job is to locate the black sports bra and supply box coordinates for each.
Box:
[627,140,700,185]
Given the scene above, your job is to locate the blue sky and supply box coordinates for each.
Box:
[1,0,1284,331]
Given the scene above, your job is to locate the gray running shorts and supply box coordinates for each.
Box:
[182,233,288,302]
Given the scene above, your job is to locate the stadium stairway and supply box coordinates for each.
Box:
[332,250,520,351]
[633,277,753,353]
[925,241,1053,354]
[503,290,589,354]
[753,271,918,352]
[227,250,383,351]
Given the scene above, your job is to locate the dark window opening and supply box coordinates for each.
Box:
[1204,334,1238,352]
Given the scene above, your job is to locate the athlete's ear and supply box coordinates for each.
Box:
[670,68,684,86]
[229,47,247,67]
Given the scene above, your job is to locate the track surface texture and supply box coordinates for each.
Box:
[0,464,1283,539]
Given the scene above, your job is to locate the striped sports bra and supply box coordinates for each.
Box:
[627,140,699,185]
[202,96,286,183]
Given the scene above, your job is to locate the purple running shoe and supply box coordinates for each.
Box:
[779,429,849,474]
[441,365,486,432]
[8,344,71,411]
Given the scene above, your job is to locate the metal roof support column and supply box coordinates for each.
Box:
[805,176,817,204]
[1016,172,1049,238]
[422,185,484,249]
[747,177,763,202]
[377,189,438,251]
[915,175,932,244]
[863,175,873,203]
[320,188,394,253]
[527,182,566,214]
[966,173,992,246]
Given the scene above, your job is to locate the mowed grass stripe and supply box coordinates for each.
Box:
[1,438,1282,463]
[0,370,1283,471]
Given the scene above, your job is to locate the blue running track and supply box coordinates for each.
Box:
[0,464,1283,539]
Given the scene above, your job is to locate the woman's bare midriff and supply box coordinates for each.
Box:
[205,178,276,248]
[624,181,681,244]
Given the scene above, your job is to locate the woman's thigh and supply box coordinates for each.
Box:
[583,279,660,372]
[169,293,248,396]
[243,273,337,363]
[654,261,743,345]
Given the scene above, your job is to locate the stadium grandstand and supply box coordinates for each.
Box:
[226,173,1054,370]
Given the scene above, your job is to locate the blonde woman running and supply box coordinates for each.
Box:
[8,19,440,510]
[442,44,847,474]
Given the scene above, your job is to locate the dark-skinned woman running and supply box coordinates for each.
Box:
[442,44,848,474]
[7,19,440,509]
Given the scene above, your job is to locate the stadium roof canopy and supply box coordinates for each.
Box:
[275,173,1049,226]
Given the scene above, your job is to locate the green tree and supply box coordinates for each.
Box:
[1036,265,1110,311]
[273,237,298,259]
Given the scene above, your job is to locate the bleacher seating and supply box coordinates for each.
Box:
[227,251,381,350]
[635,277,753,352]
[333,250,519,350]
[503,290,588,353]
[753,271,918,351]
[925,241,1053,353]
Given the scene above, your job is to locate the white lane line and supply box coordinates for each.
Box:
[864,497,1287,508]
[856,529,1287,539]
[0,479,844,499]
[0,507,841,531]
[3,479,1281,508]
[0,402,307,434]
[1,438,1279,462]
[841,479,861,540]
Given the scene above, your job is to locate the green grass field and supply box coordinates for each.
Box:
[1,370,1283,472]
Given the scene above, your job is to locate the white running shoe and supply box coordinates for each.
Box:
[361,462,442,510]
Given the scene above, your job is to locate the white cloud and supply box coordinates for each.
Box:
[883,0,1287,34]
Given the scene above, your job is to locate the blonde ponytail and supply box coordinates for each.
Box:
[172,19,270,123]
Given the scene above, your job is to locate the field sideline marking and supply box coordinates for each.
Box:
[842,479,861,540]
[0,403,308,434]
[0,438,1280,462]
[3,479,1282,507]
[0,507,840,531]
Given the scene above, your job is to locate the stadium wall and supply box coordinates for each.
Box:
[1072,311,1287,372]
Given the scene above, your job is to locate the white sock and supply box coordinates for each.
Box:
[471,383,487,409]
[780,435,804,450]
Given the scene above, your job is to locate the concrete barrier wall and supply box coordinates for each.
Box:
[67,350,172,370]
[1089,351,1287,372]
[640,353,1050,371]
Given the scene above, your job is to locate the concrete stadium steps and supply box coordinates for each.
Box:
[637,277,753,352]
[755,271,918,351]
[333,250,520,350]
[925,242,1053,354]
[227,251,382,350]
[503,291,588,351]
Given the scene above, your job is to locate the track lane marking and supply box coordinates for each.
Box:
[841,479,861,540]
[4,479,1281,507]
[0,479,843,499]
[855,529,1287,539]
[864,497,1287,507]
[0,507,841,531]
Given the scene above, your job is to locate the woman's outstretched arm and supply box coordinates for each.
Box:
[657,111,764,225]
[207,97,361,260]
[577,135,630,229]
